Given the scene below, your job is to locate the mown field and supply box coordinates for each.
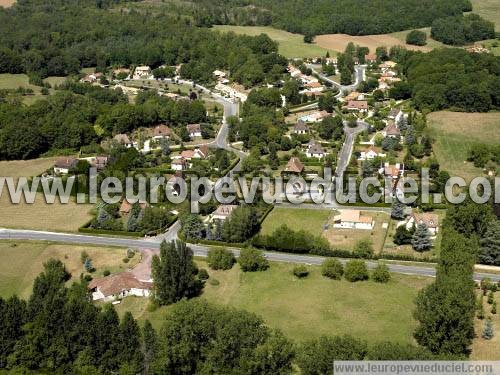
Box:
[428,111,500,181]
[0,73,66,104]
[260,207,332,236]
[115,260,431,344]
[213,25,334,58]
[0,157,93,232]
[0,241,137,299]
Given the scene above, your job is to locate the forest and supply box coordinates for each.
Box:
[431,14,495,46]
[0,0,285,85]
[190,0,472,36]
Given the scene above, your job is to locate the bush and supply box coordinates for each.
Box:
[127,249,135,259]
[344,260,369,282]
[209,278,220,286]
[321,259,344,280]
[102,270,111,277]
[122,257,130,263]
[292,265,309,278]
[198,268,209,281]
[207,248,236,270]
[238,248,269,272]
[406,30,427,46]
[372,263,391,283]
[354,239,373,258]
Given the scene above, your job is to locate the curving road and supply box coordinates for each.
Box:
[1,228,499,282]
[308,64,366,95]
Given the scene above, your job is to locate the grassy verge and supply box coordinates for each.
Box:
[260,207,332,236]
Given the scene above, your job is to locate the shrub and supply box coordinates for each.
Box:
[354,239,373,258]
[293,265,309,278]
[102,269,111,277]
[123,257,130,263]
[344,260,369,282]
[209,278,220,286]
[127,248,135,259]
[207,248,236,270]
[321,259,344,280]
[80,251,89,264]
[406,30,427,46]
[372,263,391,283]
[198,268,209,281]
[238,248,269,272]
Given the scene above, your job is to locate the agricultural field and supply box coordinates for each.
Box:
[0,240,137,299]
[115,260,431,344]
[260,207,332,236]
[0,157,93,232]
[428,111,500,181]
[213,25,334,58]
[0,73,66,104]
[0,0,15,7]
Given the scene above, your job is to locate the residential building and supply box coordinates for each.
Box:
[133,65,152,80]
[151,125,172,140]
[172,157,188,171]
[53,157,78,175]
[406,212,439,236]
[383,120,401,138]
[119,200,148,216]
[88,272,153,302]
[180,145,209,161]
[186,124,202,138]
[306,141,326,158]
[80,156,109,171]
[344,91,363,102]
[380,162,404,179]
[114,134,135,148]
[284,157,304,174]
[388,108,403,123]
[299,110,330,123]
[212,204,238,221]
[345,100,368,113]
[333,210,374,230]
[293,120,309,134]
[365,53,377,63]
[358,147,385,161]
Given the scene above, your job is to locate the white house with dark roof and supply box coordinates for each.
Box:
[186,124,202,139]
[293,120,309,134]
[306,141,326,158]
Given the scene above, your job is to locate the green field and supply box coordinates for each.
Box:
[471,0,500,31]
[428,111,500,181]
[0,73,66,104]
[260,207,332,236]
[0,241,136,299]
[213,25,334,58]
[115,260,430,344]
[390,28,447,50]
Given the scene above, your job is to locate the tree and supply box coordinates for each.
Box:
[353,239,373,258]
[238,247,269,272]
[321,258,344,280]
[297,335,367,375]
[207,248,236,270]
[292,265,309,278]
[142,320,157,374]
[367,342,433,360]
[318,91,336,113]
[0,296,27,367]
[411,223,432,252]
[118,312,143,372]
[480,220,500,266]
[304,32,314,44]
[222,206,260,243]
[482,318,494,340]
[344,260,369,282]
[391,200,406,220]
[372,263,391,283]
[180,214,205,241]
[151,240,203,305]
[373,89,384,102]
[406,30,427,46]
[394,225,414,245]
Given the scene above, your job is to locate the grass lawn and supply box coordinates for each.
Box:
[0,73,66,104]
[324,211,390,253]
[0,240,137,299]
[428,111,500,181]
[470,0,500,31]
[213,25,334,58]
[115,260,431,344]
[471,291,500,360]
[260,207,332,236]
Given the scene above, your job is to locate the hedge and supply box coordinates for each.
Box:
[78,226,144,237]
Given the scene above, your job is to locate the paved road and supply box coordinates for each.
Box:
[1,228,499,282]
[335,120,369,179]
[308,64,366,94]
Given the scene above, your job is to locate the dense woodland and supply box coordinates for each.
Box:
[191,0,472,36]
[431,14,495,46]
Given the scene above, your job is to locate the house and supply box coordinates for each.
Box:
[81,156,109,171]
[172,157,188,171]
[119,200,148,215]
[383,120,401,138]
[305,81,324,93]
[333,210,374,230]
[213,70,226,79]
[288,64,302,78]
[379,61,397,72]
[186,124,202,138]
[114,134,134,148]
[358,147,385,161]
[151,125,172,140]
[306,141,326,159]
[299,111,330,123]
[88,272,153,302]
[53,157,78,175]
[293,120,309,135]
[365,53,377,63]
[214,83,248,102]
[212,204,238,221]
[388,108,403,123]
[113,68,130,79]
[345,100,369,113]
[380,162,404,179]
[133,65,152,80]
[80,72,103,83]
[284,157,304,174]
[344,91,363,102]
[406,212,439,236]
[180,145,209,161]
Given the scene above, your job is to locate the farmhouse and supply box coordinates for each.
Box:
[284,157,304,174]
[211,204,238,221]
[88,272,152,302]
[293,120,309,134]
[53,157,78,175]
[406,212,439,236]
[345,100,368,113]
[133,65,152,80]
[333,210,374,230]
[186,124,202,138]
